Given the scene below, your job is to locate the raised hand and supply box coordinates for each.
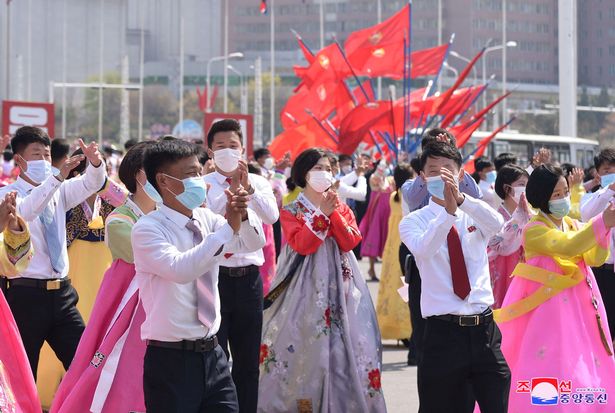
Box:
[517,191,531,216]
[78,139,103,167]
[320,190,339,216]
[233,159,250,190]
[59,154,86,180]
[3,192,21,232]
[567,167,584,188]
[603,203,615,228]
[0,194,12,232]
[275,151,291,171]
[441,167,464,205]
[0,134,11,153]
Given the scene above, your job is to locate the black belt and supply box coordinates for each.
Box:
[1,276,71,291]
[146,335,218,352]
[219,265,258,278]
[431,309,493,327]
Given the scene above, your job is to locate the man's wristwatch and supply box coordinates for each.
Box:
[246,185,255,195]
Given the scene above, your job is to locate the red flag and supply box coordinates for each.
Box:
[464,120,514,173]
[260,1,267,14]
[335,80,375,120]
[349,43,448,80]
[269,118,337,161]
[280,82,340,130]
[451,118,485,149]
[345,5,409,56]
[293,30,315,65]
[432,49,485,116]
[296,44,350,88]
[440,86,484,128]
[467,91,512,125]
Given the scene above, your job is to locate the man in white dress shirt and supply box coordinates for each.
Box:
[0,126,106,379]
[132,139,265,412]
[399,142,510,413]
[204,119,279,413]
[329,154,368,205]
[580,147,615,338]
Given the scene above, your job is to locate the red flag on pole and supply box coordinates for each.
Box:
[269,118,338,161]
[260,1,267,14]
[280,82,340,130]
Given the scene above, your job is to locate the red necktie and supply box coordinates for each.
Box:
[225,177,232,186]
[447,225,471,300]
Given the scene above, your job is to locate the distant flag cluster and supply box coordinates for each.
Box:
[260,0,267,15]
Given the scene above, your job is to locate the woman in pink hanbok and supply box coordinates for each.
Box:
[488,165,530,308]
[51,142,156,413]
[495,164,615,413]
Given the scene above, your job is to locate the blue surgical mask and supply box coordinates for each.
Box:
[164,174,207,210]
[51,166,60,176]
[25,160,52,184]
[601,173,615,188]
[141,180,163,203]
[485,171,497,185]
[548,196,571,219]
[426,176,445,200]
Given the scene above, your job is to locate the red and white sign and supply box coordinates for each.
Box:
[203,113,254,158]
[1,100,55,137]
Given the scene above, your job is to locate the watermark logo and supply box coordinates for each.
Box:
[516,378,607,406]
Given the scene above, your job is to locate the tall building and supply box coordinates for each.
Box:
[0,0,222,103]
[228,0,613,89]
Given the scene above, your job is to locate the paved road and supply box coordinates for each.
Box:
[361,259,420,413]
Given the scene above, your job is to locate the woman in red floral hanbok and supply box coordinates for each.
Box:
[258,149,386,413]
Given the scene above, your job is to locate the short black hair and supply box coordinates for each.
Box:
[253,148,271,161]
[494,164,529,199]
[196,146,209,166]
[410,156,421,173]
[11,126,51,155]
[526,164,565,214]
[207,119,243,148]
[248,161,262,175]
[124,138,138,151]
[421,128,456,149]
[291,148,328,188]
[69,148,88,177]
[560,163,577,177]
[338,154,353,164]
[494,152,517,172]
[594,148,615,171]
[51,138,71,164]
[393,163,414,202]
[143,139,200,192]
[474,156,494,173]
[3,150,13,162]
[159,135,177,141]
[420,141,463,170]
[119,141,153,193]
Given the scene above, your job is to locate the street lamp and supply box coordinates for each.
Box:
[481,40,517,118]
[449,51,479,86]
[227,65,247,114]
[444,62,458,79]
[206,52,244,113]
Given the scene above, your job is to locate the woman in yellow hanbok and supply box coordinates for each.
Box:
[376,163,414,340]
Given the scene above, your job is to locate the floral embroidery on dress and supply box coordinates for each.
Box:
[311,214,329,234]
[368,369,382,394]
[317,305,342,337]
[341,254,353,281]
[260,344,289,383]
[0,362,16,413]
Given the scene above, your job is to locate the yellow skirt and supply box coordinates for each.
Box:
[37,240,112,408]
[376,195,412,340]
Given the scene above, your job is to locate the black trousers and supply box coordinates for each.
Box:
[217,267,263,413]
[1,281,84,379]
[592,264,615,338]
[419,317,511,413]
[399,243,425,361]
[272,219,282,259]
[143,344,238,413]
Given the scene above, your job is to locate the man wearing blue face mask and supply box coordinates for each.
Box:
[580,147,615,338]
[203,119,279,413]
[399,141,508,412]
[132,139,265,412]
[0,126,107,381]
[475,157,501,210]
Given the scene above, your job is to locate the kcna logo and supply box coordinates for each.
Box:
[517,378,608,406]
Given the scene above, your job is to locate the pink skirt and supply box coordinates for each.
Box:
[359,190,392,258]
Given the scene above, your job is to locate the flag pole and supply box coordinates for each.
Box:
[405,0,412,153]
[305,109,339,145]
[462,116,516,163]
[332,38,371,102]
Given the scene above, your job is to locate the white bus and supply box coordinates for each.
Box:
[463,131,600,168]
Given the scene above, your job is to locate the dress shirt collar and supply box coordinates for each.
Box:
[14,176,35,194]
[426,197,446,214]
[125,196,146,219]
[159,204,191,229]
[211,171,232,185]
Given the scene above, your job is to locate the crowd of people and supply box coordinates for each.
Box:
[0,122,614,413]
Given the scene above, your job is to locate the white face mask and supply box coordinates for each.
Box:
[25,160,52,184]
[307,170,333,193]
[263,157,275,170]
[214,148,241,173]
[341,165,353,175]
[510,186,525,204]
